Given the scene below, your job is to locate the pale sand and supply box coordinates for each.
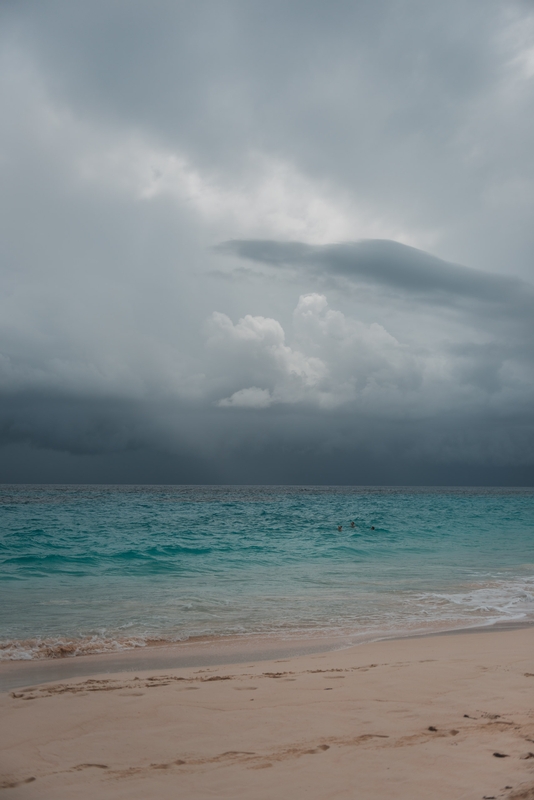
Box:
[2,627,534,799]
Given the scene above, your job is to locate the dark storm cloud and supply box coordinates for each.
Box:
[216,239,534,310]
[1,0,534,483]
[1,394,534,486]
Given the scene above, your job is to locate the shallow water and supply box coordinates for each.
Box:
[1,485,533,659]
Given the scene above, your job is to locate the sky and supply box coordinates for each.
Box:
[1,0,534,484]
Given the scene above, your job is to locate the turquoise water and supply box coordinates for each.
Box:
[1,485,533,659]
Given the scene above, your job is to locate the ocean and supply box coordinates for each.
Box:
[1,485,533,660]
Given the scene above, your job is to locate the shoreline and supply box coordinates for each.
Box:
[2,625,534,799]
[2,618,533,694]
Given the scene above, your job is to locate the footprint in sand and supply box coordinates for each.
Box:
[73,764,108,770]
[0,778,36,789]
[304,745,330,754]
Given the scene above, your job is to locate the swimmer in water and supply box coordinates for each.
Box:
[337,525,343,531]
[350,521,355,528]
[371,525,375,530]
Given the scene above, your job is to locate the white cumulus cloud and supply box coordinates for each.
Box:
[217,387,272,409]
[206,294,429,410]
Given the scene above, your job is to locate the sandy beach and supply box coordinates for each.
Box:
[1,626,534,799]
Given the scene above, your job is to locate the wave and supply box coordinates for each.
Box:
[0,634,180,661]
[2,576,533,661]
[418,578,534,624]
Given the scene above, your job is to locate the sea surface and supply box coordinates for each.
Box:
[0,485,533,660]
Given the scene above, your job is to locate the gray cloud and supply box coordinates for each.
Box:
[5,0,534,272]
[1,395,534,486]
[1,1,534,483]
[216,238,534,308]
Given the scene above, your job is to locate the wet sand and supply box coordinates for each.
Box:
[2,626,534,799]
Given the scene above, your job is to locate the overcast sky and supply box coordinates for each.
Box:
[1,0,534,484]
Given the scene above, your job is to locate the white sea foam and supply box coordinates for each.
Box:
[417,577,534,625]
[0,635,171,661]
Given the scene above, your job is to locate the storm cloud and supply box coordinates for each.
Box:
[1,0,534,483]
[216,239,534,308]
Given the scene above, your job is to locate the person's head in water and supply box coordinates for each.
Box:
[350,521,355,528]
[337,525,342,532]
[371,525,375,530]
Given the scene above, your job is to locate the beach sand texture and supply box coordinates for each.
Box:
[1,627,534,800]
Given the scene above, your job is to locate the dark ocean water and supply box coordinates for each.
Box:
[1,485,533,659]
